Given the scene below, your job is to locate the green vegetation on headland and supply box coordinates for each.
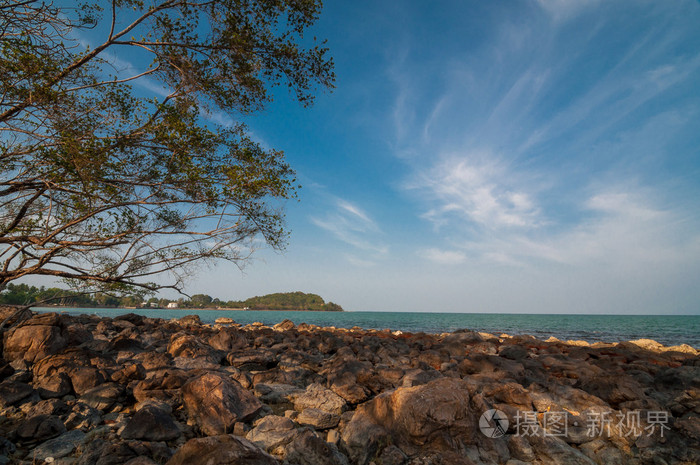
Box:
[0,284,343,312]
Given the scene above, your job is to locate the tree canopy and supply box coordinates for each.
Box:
[0,0,334,295]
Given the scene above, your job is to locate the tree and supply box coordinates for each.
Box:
[0,0,334,296]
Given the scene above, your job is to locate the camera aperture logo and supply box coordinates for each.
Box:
[479,409,509,438]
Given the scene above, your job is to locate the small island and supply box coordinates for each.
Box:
[221,291,344,312]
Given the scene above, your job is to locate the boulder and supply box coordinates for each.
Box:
[0,380,33,407]
[247,415,297,454]
[3,323,66,363]
[133,369,189,407]
[26,429,86,461]
[166,435,279,465]
[16,414,66,443]
[63,401,102,430]
[181,371,262,435]
[341,377,478,461]
[297,408,340,430]
[282,428,349,465]
[291,383,346,414]
[120,404,181,441]
[80,382,124,411]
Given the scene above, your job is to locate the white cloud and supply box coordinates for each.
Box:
[413,155,541,231]
[419,248,467,265]
[310,198,388,257]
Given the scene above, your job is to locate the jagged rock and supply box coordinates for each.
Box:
[16,414,66,443]
[341,377,478,462]
[297,408,340,429]
[254,383,303,403]
[63,401,102,430]
[247,415,297,454]
[26,429,86,461]
[273,319,295,331]
[166,435,279,465]
[208,328,246,351]
[3,321,66,363]
[181,371,262,435]
[80,382,124,411]
[283,428,349,465]
[291,383,346,414]
[0,380,33,407]
[132,369,189,407]
[120,404,181,441]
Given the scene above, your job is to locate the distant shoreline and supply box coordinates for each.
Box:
[35,304,343,312]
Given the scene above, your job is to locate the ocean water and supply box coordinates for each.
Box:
[34,307,700,349]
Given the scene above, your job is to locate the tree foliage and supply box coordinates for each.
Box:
[0,0,334,295]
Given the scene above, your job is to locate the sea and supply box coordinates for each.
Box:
[33,307,700,349]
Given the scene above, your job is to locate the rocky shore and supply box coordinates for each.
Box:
[0,307,698,465]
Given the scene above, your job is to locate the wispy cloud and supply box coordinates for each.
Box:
[412,154,542,231]
[386,1,700,278]
[419,248,466,265]
[310,198,388,258]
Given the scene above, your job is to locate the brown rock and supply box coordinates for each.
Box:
[247,415,297,454]
[80,382,124,411]
[120,404,181,441]
[297,408,340,430]
[291,383,346,414]
[16,414,66,443]
[166,435,279,465]
[0,380,33,407]
[282,428,348,465]
[133,369,189,407]
[181,371,262,435]
[341,377,478,460]
[3,324,66,363]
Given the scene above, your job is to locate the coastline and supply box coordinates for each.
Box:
[1,307,698,464]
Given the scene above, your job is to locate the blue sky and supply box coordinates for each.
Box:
[189,0,700,314]
[28,0,700,314]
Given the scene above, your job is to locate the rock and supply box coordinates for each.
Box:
[527,434,596,465]
[120,404,181,441]
[132,369,189,407]
[282,428,349,465]
[32,352,108,397]
[0,380,33,407]
[208,328,245,351]
[247,415,297,454]
[168,333,222,364]
[23,398,68,417]
[254,383,303,403]
[377,445,408,465]
[576,375,648,408]
[215,317,235,324]
[124,458,159,465]
[166,435,279,465]
[111,363,146,384]
[63,401,102,430]
[297,408,340,429]
[291,383,346,414]
[341,377,479,461]
[499,344,530,360]
[26,429,86,461]
[181,371,263,435]
[3,323,66,363]
[75,439,172,465]
[273,319,295,331]
[400,368,441,387]
[80,382,124,411]
[16,414,66,443]
[176,314,202,327]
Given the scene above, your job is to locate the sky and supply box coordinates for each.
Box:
[24,0,700,314]
[195,0,700,314]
